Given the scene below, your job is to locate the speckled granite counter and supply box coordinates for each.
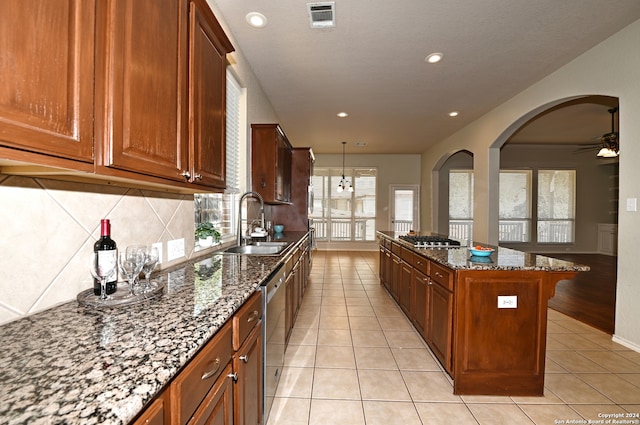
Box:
[377,231,590,272]
[0,231,309,425]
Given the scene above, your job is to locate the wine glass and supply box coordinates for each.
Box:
[90,252,117,301]
[141,246,159,292]
[119,249,145,296]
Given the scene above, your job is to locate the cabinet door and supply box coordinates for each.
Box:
[188,362,234,425]
[0,0,94,164]
[399,261,413,316]
[188,0,233,189]
[284,272,294,344]
[390,254,401,302]
[233,323,263,425]
[412,269,429,338]
[95,0,189,182]
[132,396,164,425]
[427,282,453,373]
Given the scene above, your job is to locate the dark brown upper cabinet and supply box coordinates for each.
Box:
[251,124,292,204]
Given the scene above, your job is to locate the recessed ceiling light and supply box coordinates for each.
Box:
[355,142,367,147]
[425,52,443,64]
[449,111,459,117]
[337,112,348,118]
[246,12,267,28]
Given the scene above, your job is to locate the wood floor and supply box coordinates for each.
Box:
[541,253,617,334]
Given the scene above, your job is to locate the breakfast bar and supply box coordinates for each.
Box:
[377,231,590,396]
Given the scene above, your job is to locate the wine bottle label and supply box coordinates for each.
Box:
[97,250,117,278]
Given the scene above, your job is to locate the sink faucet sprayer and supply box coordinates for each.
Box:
[237,191,265,246]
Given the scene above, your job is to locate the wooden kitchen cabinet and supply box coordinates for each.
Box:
[95,0,190,182]
[412,268,429,338]
[94,0,233,189]
[188,0,234,189]
[132,396,165,425]
[398,252,413,317]
[169,322,234,425]
[427,277,453,373]
[233,324,262,425]
[0,0,95,170]
[271,148,314,230]
[251,124,292,204]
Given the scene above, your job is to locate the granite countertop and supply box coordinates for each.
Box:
[377,231,590,272]
[0,231,309,425]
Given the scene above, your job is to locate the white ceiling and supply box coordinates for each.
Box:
[211,0,640,154]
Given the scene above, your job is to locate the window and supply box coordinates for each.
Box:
[194,70,246,246]
[499,170,532,242]
[448,168,576,244]
[448,170,474,240]
[311,167,377,242]
[537,170,575,243]
[498,169,575,244]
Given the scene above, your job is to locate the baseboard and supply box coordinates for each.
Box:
[612,334,640,353]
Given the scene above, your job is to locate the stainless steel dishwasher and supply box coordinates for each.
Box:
[262,264,286,424]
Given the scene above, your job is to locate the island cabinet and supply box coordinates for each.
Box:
[452,269,576,396]
[378,235,578,396]
[95,0,233,190]
[0,0,95,171]
[251,124,292,204]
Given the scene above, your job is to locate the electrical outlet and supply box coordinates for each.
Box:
[497,295,517,309]
[167,238,185,261]
[152,242,163,264]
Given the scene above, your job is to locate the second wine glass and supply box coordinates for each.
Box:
[141,246,159,292]
[119,249,144,296]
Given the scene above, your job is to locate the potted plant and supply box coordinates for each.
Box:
[195,222,220,248]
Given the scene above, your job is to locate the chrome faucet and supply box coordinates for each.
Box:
[237,191,265,246]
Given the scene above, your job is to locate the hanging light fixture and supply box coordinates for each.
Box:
[337,141,353,192]
[596,107,620,158]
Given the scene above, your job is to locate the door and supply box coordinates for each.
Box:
[390,185,419,232]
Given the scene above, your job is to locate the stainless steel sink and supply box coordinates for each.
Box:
[222,241,289,255]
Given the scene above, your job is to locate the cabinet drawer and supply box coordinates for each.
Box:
[391,242,403,255]
[233,292,263,350]
[412,253,430,276]
[430,263,454,291]
[171,322,233,425]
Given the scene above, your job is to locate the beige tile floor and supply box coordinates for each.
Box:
[267,251,640,425]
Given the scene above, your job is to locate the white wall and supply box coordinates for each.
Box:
[420,19,640,350]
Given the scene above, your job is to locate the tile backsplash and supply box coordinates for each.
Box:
[0,174,197,324]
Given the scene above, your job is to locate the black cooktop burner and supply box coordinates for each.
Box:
[399,235,461,248]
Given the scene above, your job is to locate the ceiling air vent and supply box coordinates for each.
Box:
[307,2,335,28]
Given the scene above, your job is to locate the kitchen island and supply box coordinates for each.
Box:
[377,231,590,396]
[0,231,310,424]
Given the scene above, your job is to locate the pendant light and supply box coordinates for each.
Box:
[337,142,353,192]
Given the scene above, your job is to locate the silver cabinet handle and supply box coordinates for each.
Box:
[180,170,191,180]
[201,358,221,380]
[435,271,443,278]
[240,355,249,363]
[228,372,238,382]
[194,173,203,180]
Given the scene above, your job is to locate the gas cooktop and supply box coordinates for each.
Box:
[399,235,462,248]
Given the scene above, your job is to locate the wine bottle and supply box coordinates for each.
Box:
[93,219,117,295]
